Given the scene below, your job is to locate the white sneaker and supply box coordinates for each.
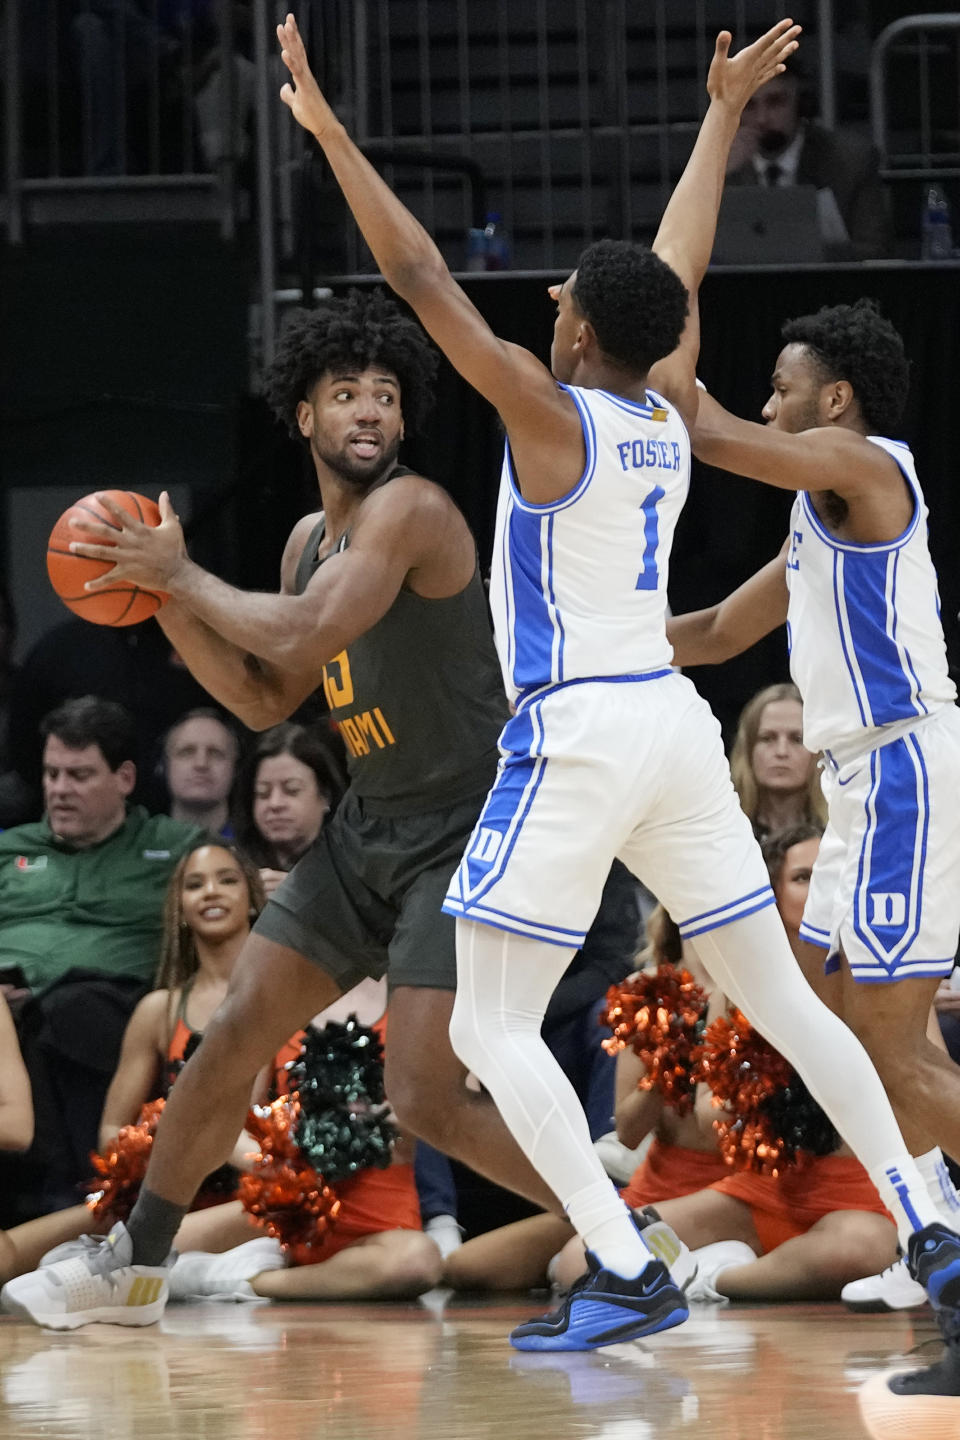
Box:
[423,1214,465,1262]
[167,1237,285,1303]
[633,1207,698,1293]
[841,1256,928,1312]
[684,1241,758,1304]
[39,1234,103,1268]
[0,1222,171,1330]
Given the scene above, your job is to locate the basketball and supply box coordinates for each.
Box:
[46,490,170,627]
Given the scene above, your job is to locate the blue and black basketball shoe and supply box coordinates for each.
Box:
[509,1251,689,1352]
[906,1221,960,1311]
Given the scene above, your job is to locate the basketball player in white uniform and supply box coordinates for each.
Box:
[666,310,960,1393]
[264,13,960,1357]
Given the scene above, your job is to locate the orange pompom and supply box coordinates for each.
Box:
[87,1098,166,1222]
[240,1098,341,1263]
[601,964,708,1115]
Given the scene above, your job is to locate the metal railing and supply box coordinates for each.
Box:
[2,0,243,242]
[253,0,838,365]
[870,13,960,179]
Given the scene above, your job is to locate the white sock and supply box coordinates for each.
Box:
[690,909,941,1250]
[449,920,651,1279]
[867,1155,943,1249]
[563,1180,650,1278]
[914,1146,960,1226]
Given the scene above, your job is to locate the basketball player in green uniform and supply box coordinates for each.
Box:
[1,290,580,1327]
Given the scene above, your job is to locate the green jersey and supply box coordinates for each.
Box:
[294,505,507,815]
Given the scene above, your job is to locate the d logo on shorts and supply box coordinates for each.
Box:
[870,891,907,928]
[472,827,504,865]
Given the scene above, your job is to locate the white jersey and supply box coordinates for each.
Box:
[488,384,690,704]
[786,436,956,757]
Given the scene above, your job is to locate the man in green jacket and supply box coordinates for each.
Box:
[0,694,202,1221]
[0,695,203,995]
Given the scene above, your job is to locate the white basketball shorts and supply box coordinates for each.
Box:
[800,703,960,983]
[443,670,775,947]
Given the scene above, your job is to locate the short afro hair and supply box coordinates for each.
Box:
[572,239,689,374]
[780,299,910,432]
[264,289,439,439]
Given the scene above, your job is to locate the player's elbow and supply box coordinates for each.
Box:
[387,249,453,306]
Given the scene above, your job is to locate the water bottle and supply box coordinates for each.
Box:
[466,227,487,272]
[921,184,954,260]
[482,212,511,271]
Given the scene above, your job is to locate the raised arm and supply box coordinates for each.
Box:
[275,13,581,502]
[649,19,801,419]
[666,539,790,668]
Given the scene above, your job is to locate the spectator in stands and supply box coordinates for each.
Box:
[233,723,341,896]
[98,839,265,1154]
[0,696,205,996]
[725,66,890,259]
[162,708,239,836]
[6,616,210,818]
[728,682,826,842]
[0,695,203,1222]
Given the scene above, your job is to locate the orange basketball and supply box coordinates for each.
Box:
[46,490,170,627]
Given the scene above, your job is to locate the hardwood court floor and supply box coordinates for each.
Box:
[0,1291,955,1440]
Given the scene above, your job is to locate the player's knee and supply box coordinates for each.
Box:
[447,992,485,1078]
[385,1066,446,1141]
[391,1232,444,1295]
[846,1030,915,1097]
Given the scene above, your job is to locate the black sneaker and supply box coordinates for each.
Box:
[509,1252,688,1352]
[885,1304,960,1397]
[906,1222,960,1311]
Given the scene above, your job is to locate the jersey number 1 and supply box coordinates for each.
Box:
[635,484,664,591]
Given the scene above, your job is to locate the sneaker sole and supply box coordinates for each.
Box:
[510,1301,689,1352]
[843,1294,928,1314]
[859,1366,960,1423]
[1,1292,166,1330]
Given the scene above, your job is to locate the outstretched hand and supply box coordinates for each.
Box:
[277,12,337,139]
[69,491,187,593]
[707,17,801,114]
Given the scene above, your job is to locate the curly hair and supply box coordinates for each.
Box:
[572,240,689,374]
[263,290,439,439]
[781,298,910,433]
